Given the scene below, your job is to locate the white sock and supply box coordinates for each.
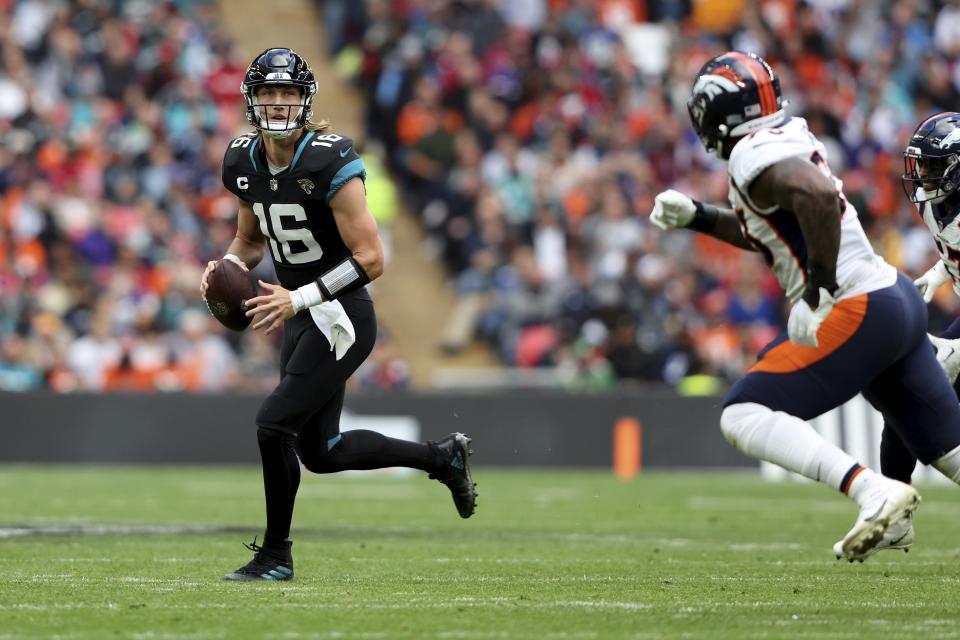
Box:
[932,444,960,484]
[720,402,866,492]
[845,467,883,505]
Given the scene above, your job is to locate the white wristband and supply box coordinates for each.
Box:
[223,253,243,266]
[291,282,323,313]
[289,289,305,313]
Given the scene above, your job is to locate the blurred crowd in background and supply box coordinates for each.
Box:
[326,0,960,392]
[3,0,960,394]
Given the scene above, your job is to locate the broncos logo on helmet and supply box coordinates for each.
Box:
[687,51,785,159]
[902,112,960,211]
[241,48,318,139]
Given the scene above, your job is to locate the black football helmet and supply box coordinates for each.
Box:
[687,51,785,159]
[241,48,317,139]
[901,112,960,206]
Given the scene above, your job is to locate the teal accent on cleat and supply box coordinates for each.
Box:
[223,537,294,581]
[263,566,293,580]
[428,432,477,518]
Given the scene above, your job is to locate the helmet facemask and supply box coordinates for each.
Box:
[687,94,722,155]
[242,80,316,139]
[902,147,960,205]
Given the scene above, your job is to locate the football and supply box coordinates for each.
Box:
[204,259,257,331]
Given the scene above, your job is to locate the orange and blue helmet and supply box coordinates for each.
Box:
[687,51,785,159]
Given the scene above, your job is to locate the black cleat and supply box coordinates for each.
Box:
[428,432,477,519]
[223,538,294,581]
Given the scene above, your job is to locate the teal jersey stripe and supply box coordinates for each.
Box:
[290,131,315,171]
[248,137,260,172]
[325,158,366,203]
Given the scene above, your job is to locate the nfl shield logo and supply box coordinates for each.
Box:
[270,178,278,191]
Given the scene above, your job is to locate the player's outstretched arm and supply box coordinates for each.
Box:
[751,157,840,307]
[650,189,756,251]
[201,199,265,297]
[329,177,385,282]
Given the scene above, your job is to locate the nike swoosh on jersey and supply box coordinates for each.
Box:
[340,146,352,158]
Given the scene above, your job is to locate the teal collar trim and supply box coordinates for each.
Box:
[248,137,260,172]
[289,131,315,172]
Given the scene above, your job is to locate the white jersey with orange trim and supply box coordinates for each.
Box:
[727,117,896,304]
[917,196,960,297]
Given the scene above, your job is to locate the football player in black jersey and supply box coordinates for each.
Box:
[200,48,477,581]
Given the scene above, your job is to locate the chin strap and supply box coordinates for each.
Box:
[261,128,298,140]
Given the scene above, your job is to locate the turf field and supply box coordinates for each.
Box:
[2,467,960,639]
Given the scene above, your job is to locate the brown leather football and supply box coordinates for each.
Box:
[204,259,257,331]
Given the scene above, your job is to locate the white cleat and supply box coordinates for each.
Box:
[834,512,914,562]
[835,478,920,563]
[930,334,960,384]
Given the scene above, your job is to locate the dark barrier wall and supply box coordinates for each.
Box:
[0,392,755,468]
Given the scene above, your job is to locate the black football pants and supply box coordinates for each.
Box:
[252,290,437,546]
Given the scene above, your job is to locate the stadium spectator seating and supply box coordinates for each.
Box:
[329,0,960,390]
[4,0,960,392]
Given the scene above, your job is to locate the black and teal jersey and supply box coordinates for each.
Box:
[221,130,367,289]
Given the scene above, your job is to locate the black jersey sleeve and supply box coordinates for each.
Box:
[312,135,366,204]
[221,133,258,201]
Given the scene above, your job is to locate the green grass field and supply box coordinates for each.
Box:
[2,466,960,639]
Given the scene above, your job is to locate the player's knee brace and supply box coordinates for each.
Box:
[719,402,774,453]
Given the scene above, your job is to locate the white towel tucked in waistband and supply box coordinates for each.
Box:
[309,300,356,360]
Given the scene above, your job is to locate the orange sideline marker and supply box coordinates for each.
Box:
[613,417,642,479]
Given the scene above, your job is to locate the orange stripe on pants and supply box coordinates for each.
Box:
[749,294,868,374]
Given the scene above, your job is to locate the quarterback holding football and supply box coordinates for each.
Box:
[200,48,477,581]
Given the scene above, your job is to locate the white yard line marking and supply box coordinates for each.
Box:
[728,543,803,551]
[555,600,650,610]
[0,523,687,549]
[0,524,254,539]
[0,597,650,612]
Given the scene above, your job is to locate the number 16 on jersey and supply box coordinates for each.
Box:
[253,203,324,264]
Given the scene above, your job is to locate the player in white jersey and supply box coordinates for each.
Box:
[902,111,960,320]
[902,112,960,392]
[857,112,960,556]
[651,52,960,561]
[726,116,897,303]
